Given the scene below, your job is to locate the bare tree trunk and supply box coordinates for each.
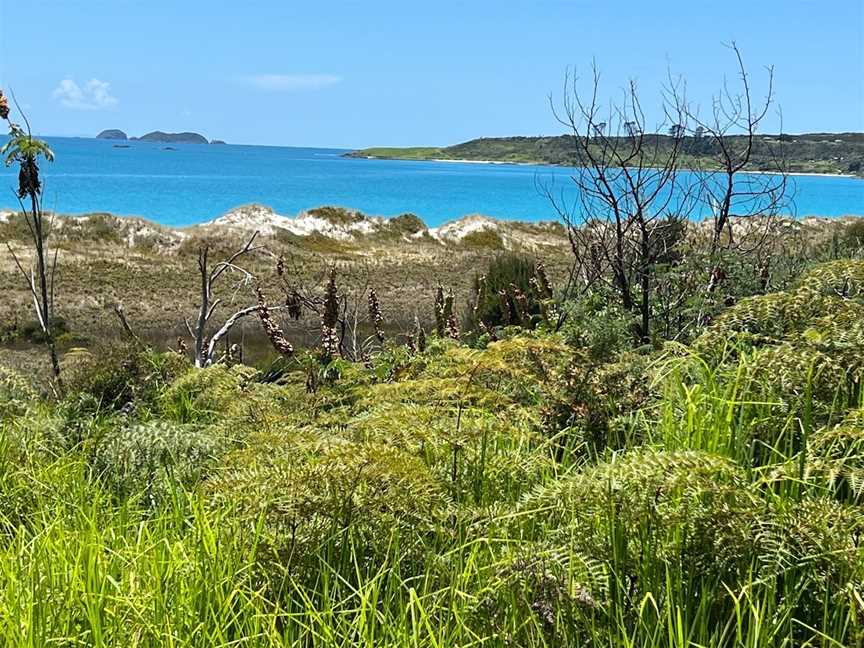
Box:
[29,195,61,382]
[638,220,651,344]
[194,247,210,367]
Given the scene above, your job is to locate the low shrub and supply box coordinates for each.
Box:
[758,498,864,631]
[806,409,864,501]
[59,214,122,243]
[516,449,759,583]
[0,366,38,419]
[63,346,189,413]
[461,228,504,250]
[211,441,450,578]
[159,363,258,423]
[388,212,426,234]
[307,205,364,225]
[93,420,226,503]
[470,253,537,328]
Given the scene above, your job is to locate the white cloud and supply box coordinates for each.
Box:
[52,78,118,110]
[243,74,342,91]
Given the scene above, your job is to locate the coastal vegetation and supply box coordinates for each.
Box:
[3,47,864,648]
[1,236,864,645]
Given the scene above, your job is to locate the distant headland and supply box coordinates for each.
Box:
[96,129,224,145]
[347,132,864,177]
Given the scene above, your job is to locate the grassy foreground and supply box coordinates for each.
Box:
[1,258,864,646]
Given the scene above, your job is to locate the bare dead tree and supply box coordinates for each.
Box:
[185,231,265,367]
[112,302,140,343]
[1,89,63,387]
[542,64,697,343]
[682,43,789,259]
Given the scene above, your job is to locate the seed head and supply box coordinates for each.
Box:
[368,287,385,343]
[285,288,303,320]
[533,262,553,300]
[444,289,459,340]
[256,288,294,357]
[321,265,340,359]
[510,283,531,327]
[17,157,41,199]
[434,285,446,337]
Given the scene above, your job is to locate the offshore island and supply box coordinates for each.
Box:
[97,129,225,145]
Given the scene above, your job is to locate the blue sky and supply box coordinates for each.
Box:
[0,0,861,147]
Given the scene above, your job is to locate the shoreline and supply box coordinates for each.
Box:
[431,158,541,167]
[361,154,862,179]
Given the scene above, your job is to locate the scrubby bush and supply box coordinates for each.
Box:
[559,292,636,360]
[841,219,864,252]
[807,410,864,501]
[211,441,449,579]
[0,211,38,241]
[0,366,38,419]
[59,214,122,243]
[93,420,226,503]
[159,363,258,422]
[759,498,864,631]
[388,212,425,234]
[307,205,364,225]
[490,449,764,641]
[0,316,71,345]
[461,228,504,249]
[542,349,653,456]
[62,346,189,413]
[516,449,759,582]
[470,253,538,328]
[476,544,608,644]
[796,258,864,299]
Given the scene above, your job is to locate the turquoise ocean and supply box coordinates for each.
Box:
[0,137,861,227]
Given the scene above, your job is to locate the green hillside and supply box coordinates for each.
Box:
[350,132,864,176]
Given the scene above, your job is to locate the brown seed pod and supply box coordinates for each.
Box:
[321,265,340,359]
[0,90,9,121]
[368,287,385,343]
[533,262,554,300]
[444,289,459,340]
[17,157,41,199]
[434,285,446,337]
[285,288,303,320]
[415,317,427,353]
[257,288,294,357]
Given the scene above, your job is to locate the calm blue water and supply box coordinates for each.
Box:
[0,137,861,227]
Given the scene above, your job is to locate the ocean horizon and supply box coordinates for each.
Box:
[0,136,861,228]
